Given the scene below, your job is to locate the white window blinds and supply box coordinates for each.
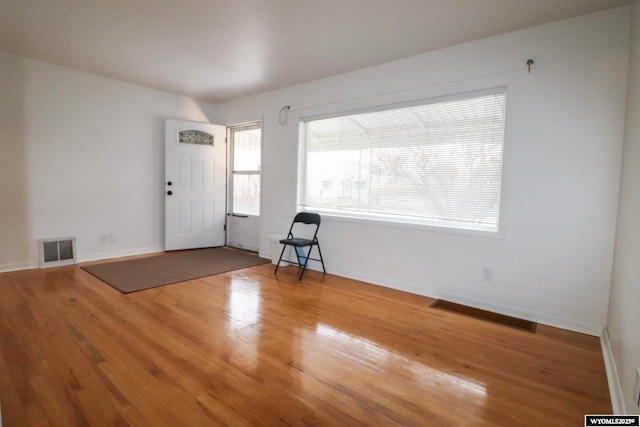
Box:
[299,88,507,232]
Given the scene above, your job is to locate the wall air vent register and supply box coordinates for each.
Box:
[38,236,77,268]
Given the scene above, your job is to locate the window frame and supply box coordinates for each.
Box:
[228,122,262,217]
[296,85,512,238]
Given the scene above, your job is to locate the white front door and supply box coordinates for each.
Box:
[165,119,226,251]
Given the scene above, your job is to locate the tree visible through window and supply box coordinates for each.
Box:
[299,88,507,232]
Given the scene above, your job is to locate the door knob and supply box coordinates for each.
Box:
[167,190,173,196]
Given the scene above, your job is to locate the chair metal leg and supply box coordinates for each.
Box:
[299,246,312,280]
[276,243,325,281]
[315,243,326,273]
[273,243,288,275]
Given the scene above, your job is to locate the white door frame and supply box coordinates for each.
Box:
[226,122,262,252]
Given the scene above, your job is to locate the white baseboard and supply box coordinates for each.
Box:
[601,327,626,414]
[0,246,166,273]
[328,266,604,336]
[78,246,165,263]
[228,242,259,253]
[0,261,35,273]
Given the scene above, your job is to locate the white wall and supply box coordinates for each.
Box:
[0,51,217,270]
[215,7,630,335]
[0,7,630,337]
[608,0,640,415]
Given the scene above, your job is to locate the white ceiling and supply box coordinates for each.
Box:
[0,0,631,104]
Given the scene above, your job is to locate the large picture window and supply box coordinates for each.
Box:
[298,87,507,233]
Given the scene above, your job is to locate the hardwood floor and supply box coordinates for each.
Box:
[0,257,611,426]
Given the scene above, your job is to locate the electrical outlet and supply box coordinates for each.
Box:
[110,234,118,243]
[481,267,493,283]
[634,368,640,408]
[100,234,109,244]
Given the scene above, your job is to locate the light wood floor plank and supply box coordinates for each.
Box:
[0,257,611,426]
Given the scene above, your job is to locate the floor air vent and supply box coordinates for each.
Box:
[431,299,537,333]
[38,237,77,268]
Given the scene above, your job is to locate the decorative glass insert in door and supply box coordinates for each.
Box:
[178,129,214,145]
